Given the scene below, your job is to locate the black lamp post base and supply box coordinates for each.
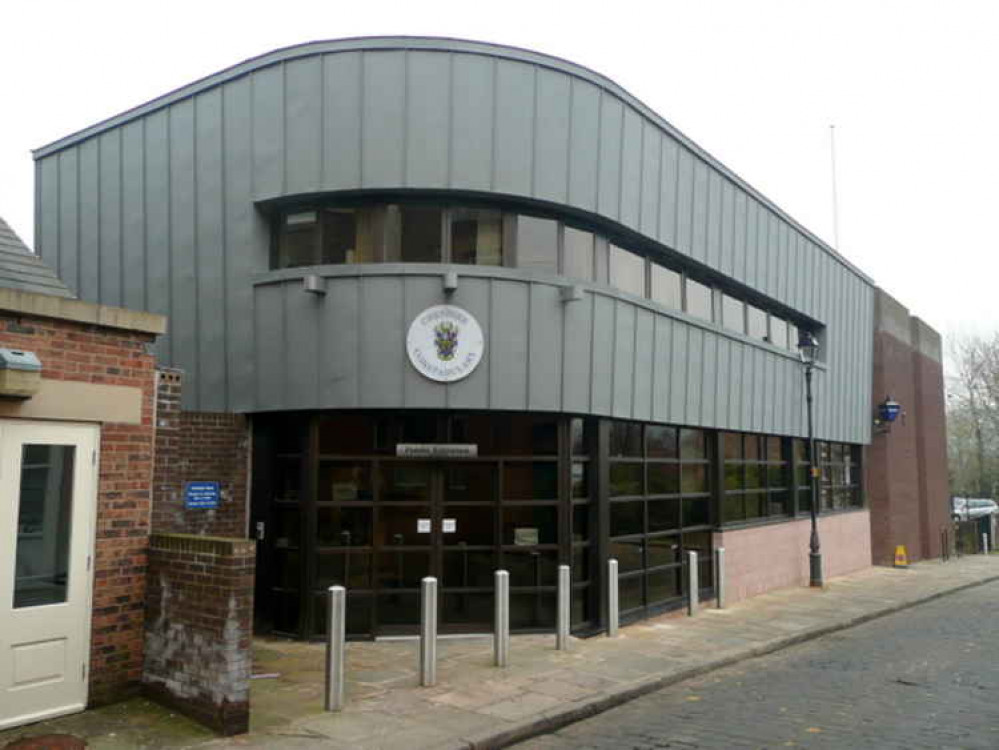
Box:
[809,552,824,588]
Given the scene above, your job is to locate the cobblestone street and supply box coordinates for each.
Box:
[516,579,999,750]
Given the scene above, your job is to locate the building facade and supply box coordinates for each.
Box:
[32,38,878,640]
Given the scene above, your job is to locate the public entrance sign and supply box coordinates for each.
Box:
[406,305,484,383]
[396,443,478,458]
[185,481,220,510]
[0,420,99,731]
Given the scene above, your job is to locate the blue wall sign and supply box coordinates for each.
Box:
[185,481,221,510]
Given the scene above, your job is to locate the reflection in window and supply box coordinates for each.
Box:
[609,244,646,297]
[748,305,768,341]
[452,208,503,265]
[722,294,744,333]
[562,226,594,281]
[685,278,713,321]
[770,316,788,348]
[14,445,75,609]
[517,216,558,272]
[650,264,682,310]
[400,206,443,262]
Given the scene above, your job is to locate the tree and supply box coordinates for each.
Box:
[947,334,999,497]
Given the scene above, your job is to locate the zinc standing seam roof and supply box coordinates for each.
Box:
[0,215,74,299]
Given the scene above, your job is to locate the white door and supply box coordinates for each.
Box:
[0,420,98,730]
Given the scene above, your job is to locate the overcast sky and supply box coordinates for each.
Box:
[1,0,995,340]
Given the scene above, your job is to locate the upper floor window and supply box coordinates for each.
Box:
[609,244,646,297]
[721,294,745,334]
[452,208,503,265]
[562,226,595,282]
[650,264,681,311]
[685,278,714,322]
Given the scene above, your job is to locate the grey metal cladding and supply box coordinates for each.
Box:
[31,37,875,443]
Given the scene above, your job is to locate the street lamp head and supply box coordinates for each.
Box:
[798,330,820,364]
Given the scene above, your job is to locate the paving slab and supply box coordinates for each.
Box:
[2,555,996,750]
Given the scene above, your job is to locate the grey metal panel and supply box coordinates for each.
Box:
[402,275,448,409]
[251,63,285,198]
[78,139,100,301]
[361,52,406,188]
[733,191,747,286]
[534,68,571,206]
[562,292,593,414]
[669,322,687,422]
[319,278,360,407]
[690,159,710,265]
[223,77,257,412]
[527,283,562,411]
[716,337,731,431]
[619,108,642,231]
[701,333,717,427]
[685,326,703,426]
[98,131,121,307]
[632,308,654,420]
[658,139,679,250]
[169,99,198,387]
[254,282,286,408]
[651,316,672,422]
[405,51,450,189]
[37,159,59,271]
[566,78,600,212]
[743,198,758,291]
[589,294,615,415]
[674,148,694,254]
[639,124,661,240]
[195,88,227,408]
[489,280,529,410]
[444,276,491,410]
[143,110,171,360]
[359,276,406,407]
[449,53,493,191]
[121,120,146,311]
[321,52,362,191]
[705,171,722,271]
[283,283,321,410]
[284,57,323,195]
[719,180,734,278]
[597,95,622,222]
[493,60,535,197]
[611,302,635,418]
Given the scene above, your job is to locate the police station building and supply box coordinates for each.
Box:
[30,37,884,642]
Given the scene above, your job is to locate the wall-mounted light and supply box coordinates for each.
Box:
[303,274,326,295]
[874,395,903,433]
[443,271,458,295]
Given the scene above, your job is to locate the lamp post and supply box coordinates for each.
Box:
[798,330,823,588]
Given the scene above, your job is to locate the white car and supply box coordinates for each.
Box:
[952,497,999,522]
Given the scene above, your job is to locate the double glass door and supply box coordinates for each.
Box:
[376,462,496,634]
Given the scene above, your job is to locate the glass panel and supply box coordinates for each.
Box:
[682,498,711,526]
[503,463,558,500]
[562,226,595,281]
[648,499,680,532]
[316,552,371,589]
[441,505,494,546]
[272,506,302,549]
[273,549,300,590]
[442,592,494,624]
[610,501,644,536]
[685,278,713,321]
[722,294,744,333]
[571,462,589,498]
[610,421,643,457]
[648,463,679,495]
[510,592,556,629]
[680,429,705,459]
[619,574,643,611]
[274,457,302,502]
[744,492,765,519]
[609,540,644,573]
[572,584,592,625]
[609,463,643,497]
[646,535,681,566]
[650,264,682,310]
[319,206,384,264]
[745,464,763,489]
[381,465,432,502]
[271,592,301,634]
[318,413,385,454]
[647,567,681,604]
[572,503,590,542]
[572,546,590,581]
[724,494,745,523]
[314,593,372,637]
[378,593,420,625]
[646,425,678,458]
[494,415,559,455]
[443,464,495,503]
[747,305,768,340]
[441,550,495,588]
[277,212,319,267]
[317,506,373,547]
[744,435,761,460]
[768,464,787,488]
[767,436,783,462]
[723,433,742,460]
[768,491,790,516]
[375,506,432,547]
[451,208,503,265]
[504,549,559,586]
[571,418,588,456]
[516,215,558,271]
[681,464,707,494]
[799,488,813,513]
[399,414,439,443]
[770,317,788,348]
[377,551,431,588]
[609,244,646,297]
[502,506,558,545]
[724,464,743,491]
[400,205,443,262]
[319,463,373,502]
[788,323,799,353]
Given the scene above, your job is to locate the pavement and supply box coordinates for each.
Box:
[2,554,997,750]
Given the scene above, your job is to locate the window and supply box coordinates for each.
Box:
[685,278,713,321]
[400,206,443,262]
[818,442,863,510]
[722,294,745,334]
[452,208,503,265]
[722,433,790,524]
[650,264,682,310]
[770,316,788,348]
[609,244,646,297]
[277,211,320,267]
[516,215,558,272]
[747,304,768,341]
[562,226,594,281]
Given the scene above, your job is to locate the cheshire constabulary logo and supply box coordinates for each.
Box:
[407,305,484,383]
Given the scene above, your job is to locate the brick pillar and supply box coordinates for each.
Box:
[143,533,255,735]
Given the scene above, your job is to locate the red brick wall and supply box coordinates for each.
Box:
[153,368,249,538]
[144,534,255,735]
[0,311,157,705]
[913,343,950,558]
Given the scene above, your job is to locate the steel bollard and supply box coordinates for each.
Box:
[325,586,346,712]
[556,564,570,650]
[983,533,990,555]
[419,577,438,687]
[607,558,619,637]
[494,570,510,667]
[687,551,699,616]
[714,547,726,609]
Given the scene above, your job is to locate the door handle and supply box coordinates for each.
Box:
[255,521,266,541]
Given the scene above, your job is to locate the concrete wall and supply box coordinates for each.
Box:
[713,510,871,603]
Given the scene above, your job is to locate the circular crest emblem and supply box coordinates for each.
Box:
[406,305,484,383]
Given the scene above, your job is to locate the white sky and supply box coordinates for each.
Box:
[2,0,996,340]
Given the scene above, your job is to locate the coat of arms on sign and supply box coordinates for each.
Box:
[434,321,459,361]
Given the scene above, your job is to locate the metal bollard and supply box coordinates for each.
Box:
[419,577,438,687]
[607,558,619,638]
[325,586,346,712]
[714,547,726,609]
[687,551,699,616]
[556,564,570,650]
[983,533,990,555]
[494,570,510,667]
